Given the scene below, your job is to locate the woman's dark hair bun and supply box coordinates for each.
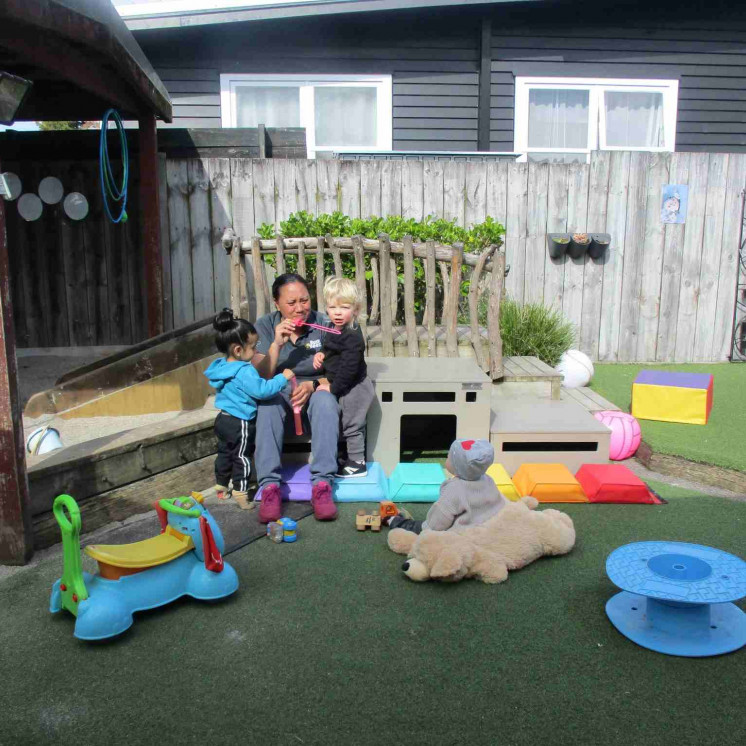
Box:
[212,308,258,354]
[213,308,236,333]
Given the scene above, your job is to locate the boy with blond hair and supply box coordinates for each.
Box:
[313,277,374,478]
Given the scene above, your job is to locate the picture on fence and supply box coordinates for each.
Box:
[661,184,688,224]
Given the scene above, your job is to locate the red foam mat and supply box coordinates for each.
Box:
[575,464,665,504]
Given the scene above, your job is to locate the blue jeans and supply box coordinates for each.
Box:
[255,387,340,488]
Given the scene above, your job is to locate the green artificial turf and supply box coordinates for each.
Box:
[2,496,745,746]
[590,363,746,473]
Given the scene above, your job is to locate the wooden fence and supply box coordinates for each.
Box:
[223,231,506,377]
[161,152,745,363]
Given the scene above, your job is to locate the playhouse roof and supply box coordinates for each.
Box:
[0,0,172,122]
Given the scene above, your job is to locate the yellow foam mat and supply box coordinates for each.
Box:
[512,463,588,503]
[632,383,709,425]
[85,532,193,569]
[486,463,521,501]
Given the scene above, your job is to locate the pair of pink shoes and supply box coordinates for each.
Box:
[258,481,337,523]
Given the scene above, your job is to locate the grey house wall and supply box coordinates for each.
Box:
[134,0,746,154]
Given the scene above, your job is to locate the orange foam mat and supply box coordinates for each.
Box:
[512,463,589,503]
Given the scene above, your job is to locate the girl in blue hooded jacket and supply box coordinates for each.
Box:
[204,309,294,509]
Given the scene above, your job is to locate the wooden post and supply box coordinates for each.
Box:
[468,244,498,370]
[379,234,394,357]
[425,240,437,357]
[369,256,380,326]
[0,195,34,565]
[276,235,286,276]
[352,235,368,344]
[251,237,267,317]
[139,114,164,337]
[230,236,242,318]
[258,124,267,159]
[402,235,419,357]
[447,242,463,357]
[315,236,326,312]
[297,240,307,278]
[489,251,506,379]
[328,234,343,277]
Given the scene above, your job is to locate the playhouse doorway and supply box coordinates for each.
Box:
[399,414,457,463]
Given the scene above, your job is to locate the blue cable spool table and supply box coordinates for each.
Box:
[606,542,746,657]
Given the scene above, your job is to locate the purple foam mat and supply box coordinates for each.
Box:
[634,370,712,390]
[256,464,313,502]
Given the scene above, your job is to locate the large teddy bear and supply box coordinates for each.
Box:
[387,496,576,583]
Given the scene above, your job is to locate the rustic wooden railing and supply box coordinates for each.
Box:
[222,229,505,379]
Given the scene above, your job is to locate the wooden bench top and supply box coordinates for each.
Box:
[501,356,562,382]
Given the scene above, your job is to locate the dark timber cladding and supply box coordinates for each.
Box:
[135,8,481,151]
[488,0,746,153]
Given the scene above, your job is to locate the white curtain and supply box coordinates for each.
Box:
[604,91,665,147]
[528,89,589,149]
[236,86,300,127]
[315,87,377,147]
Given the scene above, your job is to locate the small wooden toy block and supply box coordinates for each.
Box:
[379,501,398,519]
[632,370,713,425]
[356,510,382,532]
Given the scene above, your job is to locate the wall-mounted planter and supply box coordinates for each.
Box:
[589,233,611,260]
[569,233,591,259]
[547,233,571,259]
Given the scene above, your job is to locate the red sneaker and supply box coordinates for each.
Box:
[311,481,337,521]
[258,484,282,523]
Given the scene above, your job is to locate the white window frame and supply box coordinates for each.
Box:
[514,77,679,163]
[220,73,393,158]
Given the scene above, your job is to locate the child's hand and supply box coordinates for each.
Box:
[313,352,325,370]
[282,369,295,381]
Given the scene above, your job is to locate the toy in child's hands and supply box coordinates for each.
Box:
[387,496,575,583]
[50,492,238,641]
[294,317,341,334]
[288,374,303,435]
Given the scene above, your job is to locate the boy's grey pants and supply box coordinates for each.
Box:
[255,387,340,488]
[339,377,375,462]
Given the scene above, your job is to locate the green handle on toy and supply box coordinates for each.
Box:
[158,497,201,518]
[53,495,88,612]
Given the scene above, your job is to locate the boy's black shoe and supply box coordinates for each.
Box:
[336,460,367,478]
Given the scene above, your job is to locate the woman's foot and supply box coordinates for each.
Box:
[335,460,367,479]
[311,481,337,521]
[258,484,283,523]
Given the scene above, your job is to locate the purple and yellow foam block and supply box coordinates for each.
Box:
[631,370,713,425]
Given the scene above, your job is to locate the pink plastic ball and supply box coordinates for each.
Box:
[593,410,642,461]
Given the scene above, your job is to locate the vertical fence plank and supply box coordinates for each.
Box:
[544,163,569,313]
[465,162,487,227]
[443,161,466,225]
[524,162,548,305]
[274,159,296,226]
[360,161,382,218]
[423,160,445,219]
[486,160,508,229]
[581,151,610,359]
[425,240,437,356]
[635,152,670,362]
[296,159,317,215]
[381,161,403,218]
[402,161,424,220]
[208,158,233,313]
[166,159,192,329]
[188,158,214,320]
[402,235,419,357]
[693,153,728,361]
[316,159,340,215]
[229,159,255,319]
[599,151,630,361]
[252,158,275,231]
[379,235,394,356]
[563,163,589,340]
[352,235,368,341]
[505,162,528,303]
[157,153,173,331]
[617,151,649,362]
[339,161,360,218]
[674,153,710,362]
[655,153,690,362]
[712,154,746,360]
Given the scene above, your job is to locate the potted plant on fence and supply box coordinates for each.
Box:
[589,233,611,260]
[547,233,571,259]
[569,232,591,259]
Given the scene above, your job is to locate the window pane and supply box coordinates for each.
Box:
[528,89,589,149]
[604,91,665,147]
[235,86,300,127]
[527,152,587,164]
[315,87,377,147]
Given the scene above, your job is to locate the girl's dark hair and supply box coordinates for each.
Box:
[213,308,257,354]
[272,273,311,301]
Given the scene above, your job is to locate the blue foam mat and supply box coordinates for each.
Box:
[388,463,446,503]
[333,462,389,502]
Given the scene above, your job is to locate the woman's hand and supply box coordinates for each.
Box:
[290,380,313,408]
[313,352,325,370]
[274,318,296,347]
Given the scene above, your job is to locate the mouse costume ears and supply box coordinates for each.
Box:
[448,439,494,481]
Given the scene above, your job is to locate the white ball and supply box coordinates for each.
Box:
[556,349,594,389]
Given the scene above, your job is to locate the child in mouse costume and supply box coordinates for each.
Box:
[386,438,507,534]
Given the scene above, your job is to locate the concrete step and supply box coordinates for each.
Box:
[490,397,610,476]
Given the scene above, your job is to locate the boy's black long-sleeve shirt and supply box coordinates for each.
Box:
[322,325,367,398]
